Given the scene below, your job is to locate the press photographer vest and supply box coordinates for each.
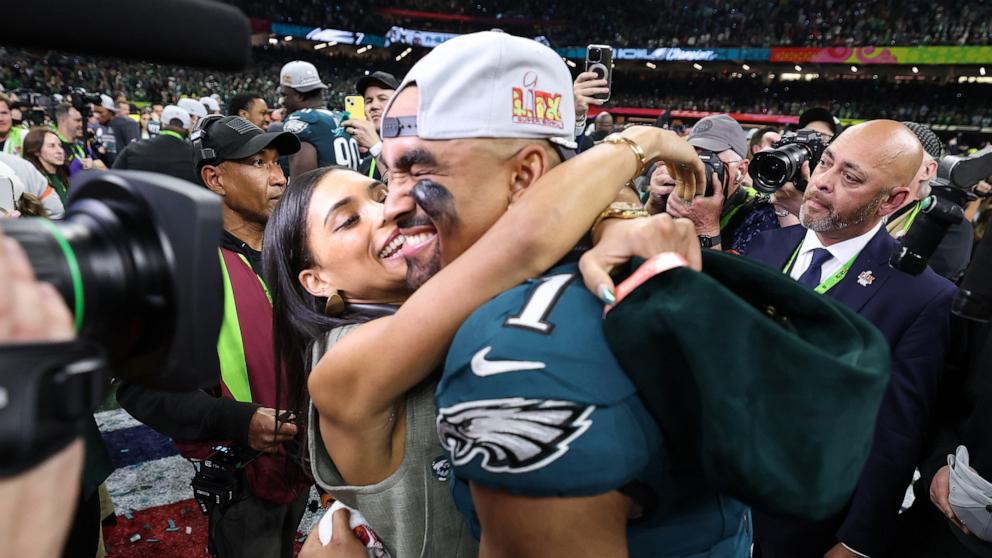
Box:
[1,126,24,156]
[174,247,310,504]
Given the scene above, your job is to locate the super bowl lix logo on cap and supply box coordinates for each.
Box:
[511,72,564,130]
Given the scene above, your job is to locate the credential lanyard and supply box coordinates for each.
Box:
[782,242,860,294]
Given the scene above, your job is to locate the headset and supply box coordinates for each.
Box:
[190,114,226,169]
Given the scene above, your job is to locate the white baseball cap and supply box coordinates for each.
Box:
[160,105,192,130]
[177,98,208,119]
[199,97,220,113]
[280,61,328,93]
[382,31,576,150]
[99,94,116,112]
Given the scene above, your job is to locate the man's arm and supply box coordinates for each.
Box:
[836,286,955,557]
[471,484,631,558]
[116,383,257,446]
[289,141,318,178]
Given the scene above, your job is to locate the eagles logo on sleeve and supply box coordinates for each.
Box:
[436,398,594,474]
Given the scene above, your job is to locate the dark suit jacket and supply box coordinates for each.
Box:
[745,224,956,558]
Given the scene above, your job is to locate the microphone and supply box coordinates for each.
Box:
[0,0,252,70]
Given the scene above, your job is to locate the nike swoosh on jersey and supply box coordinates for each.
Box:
[471,347,546,377]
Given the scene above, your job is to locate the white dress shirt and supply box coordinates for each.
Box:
[788,222,883,284]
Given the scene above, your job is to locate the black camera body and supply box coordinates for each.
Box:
[749,130,830,194]
[0,170,223,474]
[697,150,726,196]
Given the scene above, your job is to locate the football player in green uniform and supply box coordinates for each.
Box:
[280,61,361,177]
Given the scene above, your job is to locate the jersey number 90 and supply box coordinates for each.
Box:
[333,137,362,171]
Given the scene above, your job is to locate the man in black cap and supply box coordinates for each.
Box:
[343,70,399,182]
[117,116,311,558]
[798,107,841,142]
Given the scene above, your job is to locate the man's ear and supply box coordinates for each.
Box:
[200,165,225,196]
[238,108,250,121]
[298,267,332,298]
[508,144,552,205]
[879,186,911,218]
[736,158,750,184]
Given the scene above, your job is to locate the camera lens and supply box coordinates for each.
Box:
[588,48,601,62]
[750,144,809,194]
[0,171,224,390]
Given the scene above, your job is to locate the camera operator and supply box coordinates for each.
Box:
[344,70,399,182]
[112,105,199,184]
[116,116,311,558]
[0,230,81,558]
[0,94,26,156]
[887,122,973,282]
[666,114,778,253]
[745,120,956,558]
[54,103,106,177]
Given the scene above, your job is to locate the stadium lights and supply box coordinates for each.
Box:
[397,48,414,62]
[851,65,858,73]
[912,66,919,74]
[692,63,703,71]
[794,65,802,72]
[314,43,328,50]
[646,62,657,69]
[364,70,371,76]
[565,59,577,68]
[982,67,987,76]
[356,45,372,54]
[327,41,338,47]
[742,64,750,71]
[268,38,278,45]
[283,36,292,42]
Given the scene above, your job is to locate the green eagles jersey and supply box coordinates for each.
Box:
[437,262,751,557]
[283,108,361,171]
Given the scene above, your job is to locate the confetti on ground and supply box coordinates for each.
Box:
[123,511,133,520]
[166,519,179,532]
[185,526,192,535]
[129,534,141,543]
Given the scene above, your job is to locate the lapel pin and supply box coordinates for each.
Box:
[857,270,875,287]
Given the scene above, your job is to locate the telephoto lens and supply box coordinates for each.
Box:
[0,170,224,390]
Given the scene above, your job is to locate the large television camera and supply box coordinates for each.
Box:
[890,147,992,321]
[0,170,223,475]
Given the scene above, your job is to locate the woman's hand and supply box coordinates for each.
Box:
[580,213,701,303]
[299,508,369,558]
[620,126,705,200]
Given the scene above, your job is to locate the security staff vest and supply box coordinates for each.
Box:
[174,247,310,504]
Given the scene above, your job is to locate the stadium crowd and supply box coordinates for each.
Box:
[3,6,992,558]
[223,0,992,47]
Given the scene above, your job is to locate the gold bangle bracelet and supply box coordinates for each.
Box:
[602,133,648,178]
[591,202,649,232]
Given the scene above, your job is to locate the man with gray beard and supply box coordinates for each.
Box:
[744,120,956,558]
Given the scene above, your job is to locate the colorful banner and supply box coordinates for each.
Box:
[557,47,769,61]
[384,25,550,48]
[771,46,992,65]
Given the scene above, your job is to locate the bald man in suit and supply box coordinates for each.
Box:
[746,121,956,558]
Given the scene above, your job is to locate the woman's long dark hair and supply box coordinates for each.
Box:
[265,166,372,430]
[23,127,70,187]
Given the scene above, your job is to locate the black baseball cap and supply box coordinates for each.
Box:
[356,71,400,95]
[798,107,840,136]
[193,115,300,169]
